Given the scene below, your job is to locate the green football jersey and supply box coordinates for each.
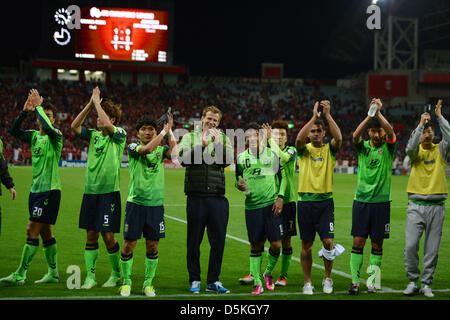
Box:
[267,139,297,204]
[236,147,285,210]
[354,140,397,203]
[279,145,297,204]
[11,106,63,193]
[0,139,3,159]
[127,143,170,206]
[79,126,126,194]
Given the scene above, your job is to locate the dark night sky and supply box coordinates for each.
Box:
[173,0,375,78]
[0,0,446,78]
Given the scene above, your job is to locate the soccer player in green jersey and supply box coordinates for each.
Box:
[0,138,16,237]
[1,89,62,285]
[236,122,285,295]
[71,86,126,289]
[118,113,177,297]
[239,120,297,287]
[349,98,397,295]
[268,120,297,286]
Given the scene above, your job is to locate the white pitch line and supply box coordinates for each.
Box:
[4,211,445,301]
[164,204,450,209]
[2,288,450,300]
[163,214,394,291]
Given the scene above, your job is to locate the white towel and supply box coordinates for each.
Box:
[318,244,345,261]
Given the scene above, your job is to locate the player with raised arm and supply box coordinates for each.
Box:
[0,89,62,285]
[71,86,126,290]
[403,100,449,298]
[349,98,397,295]
[118,113,177,297]
[236,122,285,295]
[239,120,297,287]
[295,100,344,295]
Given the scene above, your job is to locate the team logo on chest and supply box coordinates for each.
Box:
[310,155,324,162]
[95,146,105,154]
[33,147,42,156]
[421,158,436,165]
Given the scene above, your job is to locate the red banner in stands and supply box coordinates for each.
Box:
[262,63,283,78]
[393,122,406,132]
[368,75,408,97]
[264,67,282,77]
[422,74,450,83]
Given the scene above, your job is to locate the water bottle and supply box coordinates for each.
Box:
[368,103,378,117]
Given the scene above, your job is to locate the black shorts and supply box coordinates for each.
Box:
[79,191,121,233]
[124,202,165,241]
[351,200,390,239]
[28,190,61,225]
[281,202,297,238]
[297,198,335,241]
[245,205,284,244]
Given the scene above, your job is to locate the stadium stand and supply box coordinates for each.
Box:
[0,76,416,171]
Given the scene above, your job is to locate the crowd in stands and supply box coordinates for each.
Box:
[0,76,428,172]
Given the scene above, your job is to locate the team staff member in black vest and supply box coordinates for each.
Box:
[178,106,233,294]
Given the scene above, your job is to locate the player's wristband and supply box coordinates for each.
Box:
[160,130,167,137]
[386,135,397,144]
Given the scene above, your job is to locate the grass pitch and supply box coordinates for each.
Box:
[0,167,449,300]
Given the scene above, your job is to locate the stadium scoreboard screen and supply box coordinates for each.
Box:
[43,5,170,63]
[75,7,169,62]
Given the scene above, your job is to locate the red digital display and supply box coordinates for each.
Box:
[74,7,168,63]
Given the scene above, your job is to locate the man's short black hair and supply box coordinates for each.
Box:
[136,116,157,132]
[42,101,57,116]
[313,118,325,129]
[246,122,261,131]
[367,117,382,129]
[424,121,434,130]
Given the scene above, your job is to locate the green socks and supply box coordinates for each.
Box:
[85,242,120,280]
[43,238,58,276]
[144,251,159,287]
[120,253,133,286]
[368,248,382,285]
[15,238,58,279]
[280,247,293,278]
[16,238,39,278]
[369,248,382,268]
[107,242,121,277]
[250,250,263,286]
[350,247,383,285]
[85,243,99,279]
[350,247,364,284]
[264,248,280,276]
[120,251,159,287]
